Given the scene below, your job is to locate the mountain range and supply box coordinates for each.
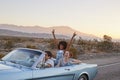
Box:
[0,24,101,40]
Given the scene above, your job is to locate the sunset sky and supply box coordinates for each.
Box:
[0,0,120,39]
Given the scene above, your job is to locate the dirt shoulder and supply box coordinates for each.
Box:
[78,52,120,60]
[78,52,120,66]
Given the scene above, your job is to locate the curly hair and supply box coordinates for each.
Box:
[58,41,67,50]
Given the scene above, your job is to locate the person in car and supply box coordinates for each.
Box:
[52,29,76,65]
[44,51,54,68]
[56,51,81,67]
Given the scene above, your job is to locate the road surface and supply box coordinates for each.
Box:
[83,56,120,80]
[95,62,120,80]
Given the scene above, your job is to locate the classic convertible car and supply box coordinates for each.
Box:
[0,48,98,80]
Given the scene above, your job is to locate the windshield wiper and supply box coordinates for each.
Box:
[9,60,17,64]
[9,60,23,69]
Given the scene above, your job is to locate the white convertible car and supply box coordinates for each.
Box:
[0,48,98,80]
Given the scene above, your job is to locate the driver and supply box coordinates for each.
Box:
[44,51,54,68]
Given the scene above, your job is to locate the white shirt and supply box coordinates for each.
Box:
[45,59,54,67]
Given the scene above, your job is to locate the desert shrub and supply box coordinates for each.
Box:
[27,38,35,42]
[0,53,5,59]
[26,44,37,49]
[69,46,78,58]
[49,41,56,49]
[112,42,120,52]
[97,41,113,52]
[46,39,57,49]
[4,40,14,49]
[103,35,112,42]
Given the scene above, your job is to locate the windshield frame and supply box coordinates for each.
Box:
[2,48,43,68]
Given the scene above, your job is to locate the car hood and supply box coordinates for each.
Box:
[0,64,13,70]
[0,63,32,80]
[0,63,21,73]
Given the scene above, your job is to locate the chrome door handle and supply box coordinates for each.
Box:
[65,68,70,71]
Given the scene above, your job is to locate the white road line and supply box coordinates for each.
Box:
[99,62,120,68]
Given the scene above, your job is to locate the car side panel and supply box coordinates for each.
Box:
[0,69,32,80]
[33,66,75,80]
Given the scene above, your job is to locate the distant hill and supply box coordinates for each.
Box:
[0,29,69,39]
[0,24,100,40]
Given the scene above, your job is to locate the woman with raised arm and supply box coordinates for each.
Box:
[52,29,68,50]
[52,29,76,65]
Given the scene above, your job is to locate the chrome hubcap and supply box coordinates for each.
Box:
[80,78,85,80]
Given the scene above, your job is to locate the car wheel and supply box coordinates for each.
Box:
[78,75,88,80]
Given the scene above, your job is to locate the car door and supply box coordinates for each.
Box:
[17,69,33,80]
[32,66,75,80]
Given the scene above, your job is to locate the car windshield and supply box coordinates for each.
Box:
[2,49,42,67]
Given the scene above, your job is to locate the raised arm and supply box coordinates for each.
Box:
[66,32,76,50]
[52,29,58,46]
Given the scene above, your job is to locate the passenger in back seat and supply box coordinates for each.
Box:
[52,29,76,65]
[56,51,81,67]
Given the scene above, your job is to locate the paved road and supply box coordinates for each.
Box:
[83,56,120,80]
[94,62,120,80]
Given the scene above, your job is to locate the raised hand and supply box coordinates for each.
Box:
[73,32,77,38]
[52,29,55,34]
[52,29,58,46]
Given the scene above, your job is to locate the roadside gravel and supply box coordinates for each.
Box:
[78,52,120,60]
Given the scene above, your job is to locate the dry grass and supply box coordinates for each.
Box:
[0,53,5,59]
